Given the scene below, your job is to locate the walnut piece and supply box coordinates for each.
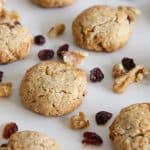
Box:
[112,64,126,78]
[113,66,149,93]
[0,83,12,97]
[63,51,88,66]
[48,24,65,38]
[70,112,89,129]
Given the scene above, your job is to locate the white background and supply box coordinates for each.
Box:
[0,0,150,149]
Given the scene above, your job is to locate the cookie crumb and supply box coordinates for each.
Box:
[48,24,65,38]
[63,51,88,66]
[0,83,12,97]
[70,112,89,129]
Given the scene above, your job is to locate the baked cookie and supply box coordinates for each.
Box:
[109,103,150,150]
[32,0,75,8]
[0,0,5,13]
[20,61,87,116]
[0,9,33,64]
[0,131,60,150]
[72,5,140,52]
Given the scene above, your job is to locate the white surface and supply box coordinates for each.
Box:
[0,0,150,149]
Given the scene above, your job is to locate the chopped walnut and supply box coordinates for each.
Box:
[70,112,89,129]
[63,51,88,66]
[113,66,149,93]
[0,83,12,97]
[48,24,65,38]
[112,64,126,78]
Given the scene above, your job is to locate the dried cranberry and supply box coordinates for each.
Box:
[34,35,46,45]
[82,131,103,146]
[122,57,136,71]
[0,143,7,147]
[57,44,69,59]
[90,68,104,82]
[38,49,54,61]
[0,71,3,82]
[3,122,18,139]
[96,111,112,125]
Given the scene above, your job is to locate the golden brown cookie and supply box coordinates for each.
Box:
[109,103,150,150]
[0,9,33,64]
[0,131,60,150]
[32,0,75,8]
[20,61,87,116]
[72,5,140,52]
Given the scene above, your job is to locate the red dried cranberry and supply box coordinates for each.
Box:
[82,131,103,146]
[122,57,136,71]
[96,111,112,125]
[3,122,18,139]
[57,44,69,59]
[0,71,3,82]
[38,49,54,61]
[0,143,7,147]
[90,68,104,82]
[34,35,46,45]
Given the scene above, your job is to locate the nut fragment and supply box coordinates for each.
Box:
[48,24,65,38]
[70,112,89,129]
[112,64,126,78]
[113,66,149,93]
[63,51,88,66]
[0,83,12,97]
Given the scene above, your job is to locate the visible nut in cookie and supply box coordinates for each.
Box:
[70,112,89,129]
[113,66,149,93]
[63,51,88,66]
[48,24,65,38]
[112,64,126,78]
[0,83,12,97]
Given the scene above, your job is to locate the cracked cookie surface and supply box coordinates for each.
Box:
[0,131,60,150]
[72,5,139,52]
[109,103,150,150]
[0,9,33,64]
[20,61,87,116]
[32,0,75,8]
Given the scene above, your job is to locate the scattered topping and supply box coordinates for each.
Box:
[48,24,65,38]
[90,68,104,82]
[96,111,112,125]
[0,83,12,97]
[70,112,89,129]
[0,143,7,147]
[113,65,149,93]
[38,49,54,61]
[34,35,46,45]
[122,57,136,71]
[63,51,88,66]
[112,64,126,78]
[57,44,69,59]
[0,71,3,82]
[82,131,103,146]
[3,122,18,139]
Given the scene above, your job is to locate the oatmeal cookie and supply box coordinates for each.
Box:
[20,61,87,116]
[109,103,150,150]
[72,5,139,52]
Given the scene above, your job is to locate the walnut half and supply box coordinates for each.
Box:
[70,112,89,129]
[113,65,149,93]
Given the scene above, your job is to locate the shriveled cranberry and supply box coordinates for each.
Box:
[3,122,18,139]
[122,57,136,71]
[57,44,69,59]
[38,49,54,61]
[96,111,112,125]
[90,68,104,82]
[34,35,46,45]
[0,71,3,82]
[0,143,7,147]
[82,131,103,146]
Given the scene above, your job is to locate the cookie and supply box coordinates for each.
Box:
[109,103,150,150]
[32,0,75,8]
[72,5,140,52]
[0,9,33,64]
[0,131,60,150]
[20,61,87,116]
[0,0,5,13]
